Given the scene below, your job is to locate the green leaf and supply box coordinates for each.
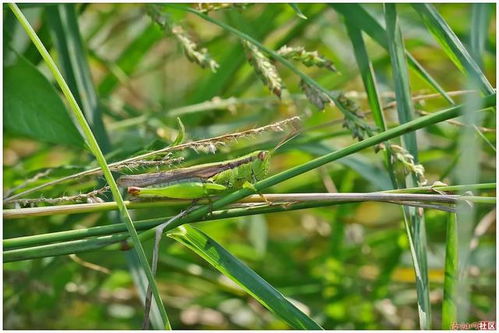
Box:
[289,4,308,20]
[126,251,165,330]
[168,225,323,330]
[3,55,84,147]
[345,21,398,188]
[45,4,110,152]
[412,3,494,95]
[329,3,455,105]
[384,4,431,329]
[171,117,185,146]
[470,3,493,69]
[442,213,458,329]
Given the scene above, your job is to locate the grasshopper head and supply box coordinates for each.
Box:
[251,150,270,181]
[128,187,141,196]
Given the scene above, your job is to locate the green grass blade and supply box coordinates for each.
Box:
[385,4,431,329]
[345,20,397,187]
[167,225,323,330]
[8,4,171,329]
[289,4,307,20]
[412,3,495,95]
[329,3,455,105]
[5,189,497,261]
[4,233,130,262]
[45,4,110,151]
[442,213,458,329]
[345,24,386,132]
[126,251,164,330]
[454,75,488,323]
[470,3,493,69]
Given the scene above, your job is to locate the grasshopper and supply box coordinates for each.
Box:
[121,135,296,329]
[117,150,271,199]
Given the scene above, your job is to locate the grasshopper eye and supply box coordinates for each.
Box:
[257,151,268,161]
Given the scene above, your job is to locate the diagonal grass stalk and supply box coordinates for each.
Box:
[8,4,171,330]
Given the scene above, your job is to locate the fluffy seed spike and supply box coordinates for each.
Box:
[242,40,283,98]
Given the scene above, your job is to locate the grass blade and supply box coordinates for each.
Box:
[45,4,110,151]
[454,74,488,323]
[126,251,164,330]
[470,3,493,69]
[8,4,171,329]
[412,3,495,95]
[330,3,455,105]
[289,4,307,20]
[167,225,323,330]
[5,183,495,250]
[442,213,458,329]
[345,20,397,187]
[385,4,431,329]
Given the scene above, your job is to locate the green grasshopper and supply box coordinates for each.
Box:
[124,150,272,329]
[121,136,296,329]
[117,150,271,199]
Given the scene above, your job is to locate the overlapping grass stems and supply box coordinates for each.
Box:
[4,186,496,258]
[5,3,495,330]
[108,94,492,246]
[8,4,172,330]
[385,4,431,329]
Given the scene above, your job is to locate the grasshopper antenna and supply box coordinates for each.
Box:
[270,129,302,155]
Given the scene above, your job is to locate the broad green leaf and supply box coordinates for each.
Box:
[168,225,323,330]
[3,55,84,147]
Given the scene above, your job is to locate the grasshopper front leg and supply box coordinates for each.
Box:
[246,167,272,205]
